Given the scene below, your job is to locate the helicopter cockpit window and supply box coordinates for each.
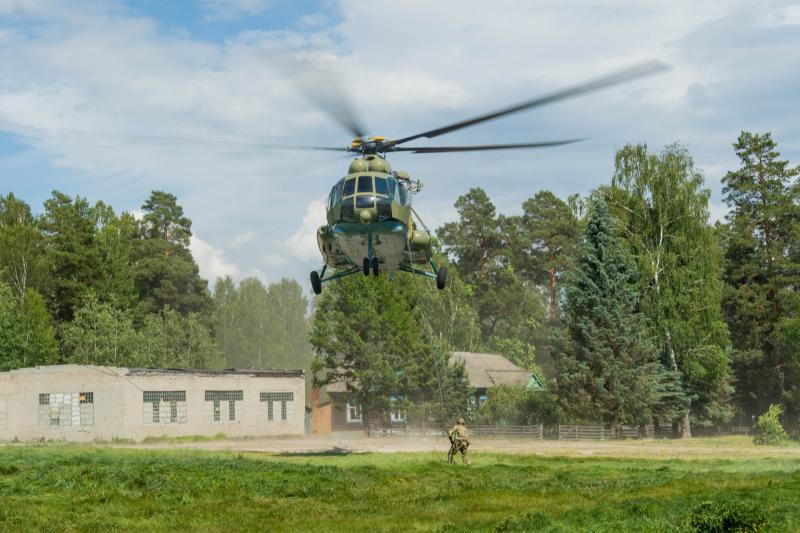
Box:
[356,195,375,209]
[374,177,388,196]
[342,178,355,198]
[358,175,373,193]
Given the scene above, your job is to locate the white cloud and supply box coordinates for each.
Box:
[200,0,270,21]
[1,0,799,285]
[190,235,241,282]
[285,197,326,262]
[232,230,257,247]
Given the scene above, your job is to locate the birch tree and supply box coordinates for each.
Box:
[609,143,731,436]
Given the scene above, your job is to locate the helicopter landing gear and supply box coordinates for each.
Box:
[372,257,380,276]
[363,258,370,276]
[310,270,322,295]
[436,266,448,290]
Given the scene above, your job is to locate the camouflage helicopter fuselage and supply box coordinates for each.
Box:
[312,154,440,292]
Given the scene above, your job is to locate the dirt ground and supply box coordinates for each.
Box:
[122,434,800,460]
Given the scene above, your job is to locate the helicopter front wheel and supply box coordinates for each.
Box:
[436,266,448,290]
[310,270,322,295]
[371,257,380,276]
[363,258,370,276]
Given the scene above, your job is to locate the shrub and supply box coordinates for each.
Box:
[753,404,788,446]
[685,500,767,532]
[475,385,562,426]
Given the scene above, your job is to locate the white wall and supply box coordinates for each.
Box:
[0,365,305,442]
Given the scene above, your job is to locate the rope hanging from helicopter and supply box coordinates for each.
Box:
[404,217,450,437]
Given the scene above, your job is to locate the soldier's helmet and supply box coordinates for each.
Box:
[457,417,466,425]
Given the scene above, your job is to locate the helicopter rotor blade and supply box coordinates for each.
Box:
[268,52,369,140]
[390,139,585,153]
[386,60,668,148]
[16,128,349,152]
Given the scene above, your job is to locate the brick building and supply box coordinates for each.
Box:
[0,365,305,442]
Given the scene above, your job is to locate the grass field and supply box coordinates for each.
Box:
[0,442,798,532]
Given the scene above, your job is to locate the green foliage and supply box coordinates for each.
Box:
[311,273,469,430]
[212,276,312,369]
[0,193,46,302]
[721,132,800,419]
[0,282,25,371]
[509,190,579,322]
[133,191,211,319]
[0,283,57,370]
[138,308,220,369]
[62,295,220,369]
[554,196,678,426]
[40,191,102,322]
[61,295,140,366]
[416,254,481,352]
[475,385,562,426]
[438,188,546,347]
[17,288,59,367]
[752,404,788,446]
[685,500,767,532]
[609,143,732,428]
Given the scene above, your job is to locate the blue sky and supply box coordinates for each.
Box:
[1,0,799,289]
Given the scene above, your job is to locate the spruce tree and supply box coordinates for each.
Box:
[554,196,676,426]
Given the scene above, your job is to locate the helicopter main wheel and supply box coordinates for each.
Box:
[363,258,370,276]
[436,266,448,290]
[310,270,322,295]
[372,257,380,276]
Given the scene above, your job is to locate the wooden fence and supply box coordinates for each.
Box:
[557,424,614,440]
[470,425,543,439]
[370,423,752,440]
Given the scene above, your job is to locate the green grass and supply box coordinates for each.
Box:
[0,445,798,532]
[139,432,228,444]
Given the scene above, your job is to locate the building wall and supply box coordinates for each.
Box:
[330,393,364,432]
[0,365,305,442]
[0,365,125,442]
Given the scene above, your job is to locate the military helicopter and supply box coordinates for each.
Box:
[302,61,668,294]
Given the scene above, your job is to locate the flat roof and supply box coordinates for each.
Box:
[126,367,306,378]
[0,364,305,378]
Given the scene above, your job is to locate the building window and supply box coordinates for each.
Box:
[37,392,93,429]
[390,396,406,424]
[143,391,187,425]
[204,391,243,423]
[346,399,362,424]
[260,392,294,422]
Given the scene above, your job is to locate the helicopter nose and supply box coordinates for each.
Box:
[359,209,373,224]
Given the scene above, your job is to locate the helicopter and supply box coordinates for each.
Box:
[302,61,668,294]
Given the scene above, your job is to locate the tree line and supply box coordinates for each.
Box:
[0,190,312,373]
[311,131,800,436]
[3,130,797,436]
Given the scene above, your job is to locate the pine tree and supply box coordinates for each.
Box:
[554,196,677,426]
[133,191,212,319]
[722,131,800,421]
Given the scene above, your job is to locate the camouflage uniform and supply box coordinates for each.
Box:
[447,417,470,464]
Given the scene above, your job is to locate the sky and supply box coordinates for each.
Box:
[1,0,798,290]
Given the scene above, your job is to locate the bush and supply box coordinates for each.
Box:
[753,404,788,446]
[685,500,767,532]
[475,385,562,426]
